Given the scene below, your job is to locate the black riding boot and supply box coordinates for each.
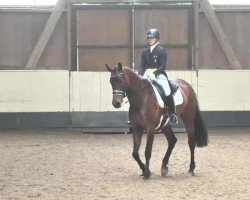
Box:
[164,95,178,124]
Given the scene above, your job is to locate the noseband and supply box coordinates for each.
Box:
[111,72,127,98]
[112,90,126,98]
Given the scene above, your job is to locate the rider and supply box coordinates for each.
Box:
[138,28,178,124]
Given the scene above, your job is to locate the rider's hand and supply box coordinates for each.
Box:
[147,73,156,81]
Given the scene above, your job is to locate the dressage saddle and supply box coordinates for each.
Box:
[152,80,178,98]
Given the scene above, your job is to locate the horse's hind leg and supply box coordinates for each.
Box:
[161,125,177,177]
[184,120,196,176]
[188,133,195,176]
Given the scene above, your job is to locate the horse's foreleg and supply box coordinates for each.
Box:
[132,131,145,174]
[142,130,155,179]
[161,125,177,177]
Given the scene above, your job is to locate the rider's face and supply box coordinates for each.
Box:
[147,37,157,46]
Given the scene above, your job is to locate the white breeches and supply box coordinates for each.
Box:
[143,72,171,96]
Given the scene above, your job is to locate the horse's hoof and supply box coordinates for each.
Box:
[188,170,195,176]
[139,174,149,180]
[161,166,168,177]
[139,169,151,180]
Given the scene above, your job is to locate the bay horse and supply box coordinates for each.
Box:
[106,62,208,180]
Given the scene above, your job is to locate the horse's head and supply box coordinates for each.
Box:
[106,62,127,108]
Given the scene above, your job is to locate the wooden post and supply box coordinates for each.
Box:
[194,0,199,70]
[25,0,67,69]
[67,0,72,70]
[200,0,241,69]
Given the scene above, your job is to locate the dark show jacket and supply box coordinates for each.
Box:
[138,44,168,77]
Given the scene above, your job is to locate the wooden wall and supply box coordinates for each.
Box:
[0,5,250,70]
[75,5,191,71]
[1,70,249,113]
[76,9,130,71]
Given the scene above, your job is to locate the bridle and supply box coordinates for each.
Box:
[111,72,127,98]
[110,70,151,104]
[112,89,126,98]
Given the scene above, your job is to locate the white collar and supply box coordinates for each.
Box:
[150,42,159,52]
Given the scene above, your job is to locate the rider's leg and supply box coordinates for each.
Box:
[155,74,171,96]
[165,95,178,124]
[156,75,178,124]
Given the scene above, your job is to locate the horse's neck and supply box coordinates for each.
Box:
[126,70,143,92]
[126,70,147,107]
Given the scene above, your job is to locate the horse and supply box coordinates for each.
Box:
[106,62,208,180]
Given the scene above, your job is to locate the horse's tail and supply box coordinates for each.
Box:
[194,104,208,147]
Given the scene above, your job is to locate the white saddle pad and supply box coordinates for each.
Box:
[151,83,183,108]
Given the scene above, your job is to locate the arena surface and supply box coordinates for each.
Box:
[0,128,249,200]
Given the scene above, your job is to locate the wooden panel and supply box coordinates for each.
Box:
[0,71,69,112]
[76,72,101,111]
[0,12,67,69]
[37,13,68,69]
[71,70,250,112]
[168,70,198,94]
[216,12,250,69]
[25,0,67,69]
[77,9,130,71]
[134,8,189,70]
[77,9,129,45]
[78,48,129,71]
[134,9,189,45]
[199,11,250,69]
[201,0,241,69]
[198,13,230,69]
[198,70,250,111]
[0,12,47,69]
[134,47,188,70]
[167,48,189,69]
[70,72,129,112]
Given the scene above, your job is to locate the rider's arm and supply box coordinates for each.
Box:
[138,50,147,76]
[154,46,167,77]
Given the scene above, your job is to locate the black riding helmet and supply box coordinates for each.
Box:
[146,28,160,39]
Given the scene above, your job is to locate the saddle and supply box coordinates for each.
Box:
[169,80,179,95]
[152,80,179,99]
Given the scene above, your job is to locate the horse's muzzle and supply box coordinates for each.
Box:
[112,90,124,108]
[112,100,121,108]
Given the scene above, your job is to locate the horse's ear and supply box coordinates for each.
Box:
[106,64,111,72]
[117,62,122,71]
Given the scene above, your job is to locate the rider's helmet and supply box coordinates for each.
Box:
[146,28,160,39]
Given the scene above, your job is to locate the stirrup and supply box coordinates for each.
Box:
[170,114,178,124]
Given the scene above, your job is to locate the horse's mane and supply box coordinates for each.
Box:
[122,66,142,83]
[122,66,156,101]
[122,66,137,75]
